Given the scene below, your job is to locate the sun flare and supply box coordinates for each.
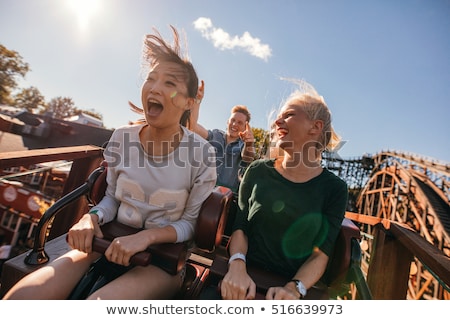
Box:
[67,0,101,31]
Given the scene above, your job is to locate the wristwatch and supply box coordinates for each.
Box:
[290,279,307,298]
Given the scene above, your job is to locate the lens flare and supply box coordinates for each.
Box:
[282,213,328,259]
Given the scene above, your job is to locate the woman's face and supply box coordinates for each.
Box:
[141,61,193,129]
[274,100,318,152]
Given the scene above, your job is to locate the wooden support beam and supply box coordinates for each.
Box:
[366,224,413,299]
[0,145,103,169]
[389,222,450,286]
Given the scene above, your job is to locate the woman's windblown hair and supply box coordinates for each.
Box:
[129,25,199,127]
[279,77,342,154]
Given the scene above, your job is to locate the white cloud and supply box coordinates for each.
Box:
[193,17,272,62]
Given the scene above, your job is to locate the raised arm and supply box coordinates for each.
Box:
[239,122,256,163]
[189,80,209,140]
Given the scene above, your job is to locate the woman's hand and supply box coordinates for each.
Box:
[67,213,104,253]
[266,284,301,300]
[221,260,256,300]
[104,231,151,266]
[195,80,205,104]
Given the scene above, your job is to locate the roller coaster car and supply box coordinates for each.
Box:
[16,164,371,300]
[18,163,233,299]
[205,217,372,300]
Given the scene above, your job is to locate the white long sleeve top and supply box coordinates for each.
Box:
[91,124,217,243]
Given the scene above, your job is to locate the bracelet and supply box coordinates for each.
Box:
[228,252,246,264]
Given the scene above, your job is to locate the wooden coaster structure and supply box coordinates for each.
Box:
[324,151,449,300]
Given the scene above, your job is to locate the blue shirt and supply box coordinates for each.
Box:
[207,129,248,192]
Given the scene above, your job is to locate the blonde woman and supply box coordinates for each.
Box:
[221,81,348,300]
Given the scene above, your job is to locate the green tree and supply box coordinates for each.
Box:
[252,127,270,159]
[44,97,103,123]
[13,86,46,112]
[44,96,77,119]
[0,44,30,105]
[1,44,105,124]
[81,108,103,121]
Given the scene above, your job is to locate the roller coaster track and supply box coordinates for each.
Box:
[323,150,450,299]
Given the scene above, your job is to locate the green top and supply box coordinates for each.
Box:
[233,159,348,278]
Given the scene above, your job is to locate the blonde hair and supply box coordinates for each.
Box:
[279,78,341,153]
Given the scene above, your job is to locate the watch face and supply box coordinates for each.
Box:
[296,281,307,296]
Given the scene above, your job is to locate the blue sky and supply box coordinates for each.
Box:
[1,0,449,162]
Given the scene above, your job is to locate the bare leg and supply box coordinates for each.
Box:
[87,264,183,300]
[3,250,101,300]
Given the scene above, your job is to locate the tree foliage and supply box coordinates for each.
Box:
[0,44,30,105]
[0,43,104,125]
[81,109,103,121]
[45,96,76,119]
[252,127,270,159]
[43,97,103,121]
[13,86,45,112]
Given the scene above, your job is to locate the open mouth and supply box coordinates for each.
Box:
[147,101,163,117]
[277,128,288,138]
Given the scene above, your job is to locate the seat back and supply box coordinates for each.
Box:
[87,163,108,206]
[323,217,361,286]
[194,186,233,252]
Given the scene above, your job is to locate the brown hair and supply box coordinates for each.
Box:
[130,25,198,127]
[231,105,251,122]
